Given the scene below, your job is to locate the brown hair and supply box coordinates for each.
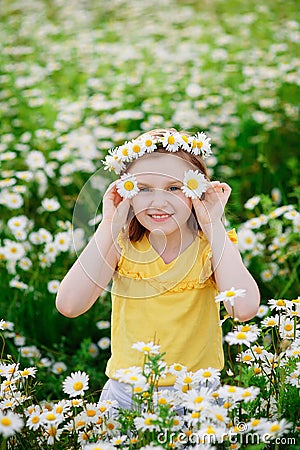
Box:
[120,128,210,242]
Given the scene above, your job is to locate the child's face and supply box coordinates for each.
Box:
[129,153,195,236]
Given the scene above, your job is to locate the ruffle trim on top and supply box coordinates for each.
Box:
[116,267,216,293]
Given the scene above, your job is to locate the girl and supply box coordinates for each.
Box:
[56,128,260,408]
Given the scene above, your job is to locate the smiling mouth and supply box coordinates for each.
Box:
[148,213,173,221]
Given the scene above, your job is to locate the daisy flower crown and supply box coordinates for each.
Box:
[102,130,212,200]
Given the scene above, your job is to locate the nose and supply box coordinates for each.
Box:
[149,188,169,207]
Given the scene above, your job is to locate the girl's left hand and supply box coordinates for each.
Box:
[192,181,231,227]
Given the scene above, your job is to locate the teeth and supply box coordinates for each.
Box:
[151,214,170,219]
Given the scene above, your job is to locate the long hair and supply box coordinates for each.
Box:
[119,128,210,242]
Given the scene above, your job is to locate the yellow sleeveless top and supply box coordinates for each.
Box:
[106,230,229,386]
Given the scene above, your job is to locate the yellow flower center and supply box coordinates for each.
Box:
[215,414,224,422]
[228,386,236,393]
[129,375,138,381]
[241,325,251,332]
[285,324,293,331]
[191,412,200,419]
[141,345,151,352]
[251,419,260,427]
[123,181,134,191]
[183,376,193,384]
[46,413,56,421]
[202,371,212,378]
[158,398,167,405]
[243,355,252,361]
[1,417,11,426]
[76,420,85,428]
[225,291,235,297]
[254,347,262,354]
[122,148,128,156]
[31,416,39,424]
[181,385,190,393]
[173,364,183,371]
[144,418,153,425]
[145,139,152,146]
[242,391,251,398]
[187,179,198,190]
[245,237,252,244]
[206,425,215,434]
[276,299,286,306]
[56,406,63,414]
[132,144,141,153]
[270,424,280,432]
[236,332,247,340]
[133,386,143,393]
[73,381,83,391]
[182,135,189,143]
[268,319,276,325]
[87,410,96,417]
[21,370,30,376]
[194,396,204,403]
[168,136,175,145]
[197,141,203,149]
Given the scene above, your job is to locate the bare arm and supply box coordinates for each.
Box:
[55,182,130,318]
[193,181,260,321]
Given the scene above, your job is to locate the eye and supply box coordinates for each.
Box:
[139,187,151,192]
[168,186,181,191]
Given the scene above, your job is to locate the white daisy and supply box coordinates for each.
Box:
[103,154,125,174]
[268,298,293,312]
[190,132,211,157]
[175,132,190,151]
[134,413,158,431]
[129,140,146,159]
[62,371,89,397]
[225,329,257,347]
[116,142,132,162]
[131,341,160,355]
[116,173,139,199]
[215,287,246,307]
[51,362,67,374]
[47,280,60,293]
[140,135,157,153]
[96,320,110,330]
[181,169,208,199]
[244,195,261,210]
[161,131,180,152]
[41,197,60,212]
[97,337,110,349]
[237,228,257,251]
[0,411,23,437]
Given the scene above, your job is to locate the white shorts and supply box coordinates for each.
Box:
[99,378,219,411]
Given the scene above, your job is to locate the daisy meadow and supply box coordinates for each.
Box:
[181,170,208,199]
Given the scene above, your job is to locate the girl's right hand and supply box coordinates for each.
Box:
[101,181,131,231]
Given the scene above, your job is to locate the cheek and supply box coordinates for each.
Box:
[131,196,146,215]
